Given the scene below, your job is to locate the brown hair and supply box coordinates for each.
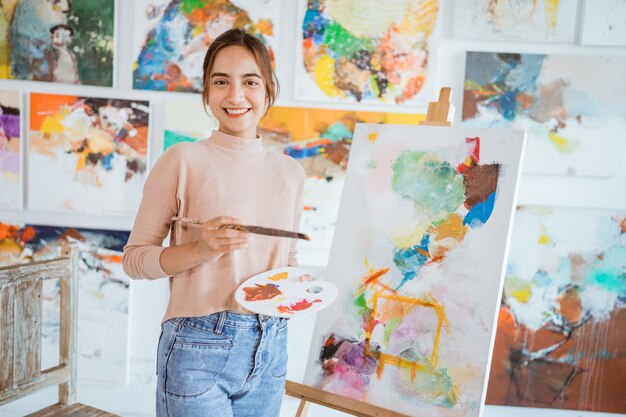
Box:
[201,29,279,112]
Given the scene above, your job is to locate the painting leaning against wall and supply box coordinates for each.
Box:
[487,206,626,413]
[0,222,132,385]
[0,0,114,86]
[28,93,150,215]
[0,90,20,209]
[303,124,525,417]
[132,0,280,93]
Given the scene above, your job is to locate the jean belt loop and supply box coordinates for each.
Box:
[215,311,227,335]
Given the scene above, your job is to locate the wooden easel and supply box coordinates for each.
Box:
[284,88,454,417]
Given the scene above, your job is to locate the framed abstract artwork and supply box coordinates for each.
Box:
[1,0,115,86]
[487,206,626,413]
[0,90,21,209]
[463,52,626,176]
[133,0,280,92]
[294,0,439,105]
[28,93,150,215]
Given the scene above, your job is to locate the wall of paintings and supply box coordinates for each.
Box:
[0,0,625,416]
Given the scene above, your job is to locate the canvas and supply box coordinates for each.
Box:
[260,106,424,250]
[463,52,626,177]
[28,93,150,215]
[0,222,132,384]
[303,124,525,417]
[133,0,280,93]
[295,0,438,105]
[163,101,218,150]
[0,0,114,85]
[579,0,626,46]
[0,90,20,209]
[452,0,578,43]
[486,206,626,413]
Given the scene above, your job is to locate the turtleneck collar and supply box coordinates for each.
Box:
[205,129,264,154]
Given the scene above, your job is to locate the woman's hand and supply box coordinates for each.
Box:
[193,216,251,263]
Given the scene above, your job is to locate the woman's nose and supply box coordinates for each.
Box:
[227,84,244,103]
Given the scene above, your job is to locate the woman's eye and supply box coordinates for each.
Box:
[213,80,227,85]
[245,80,259,86]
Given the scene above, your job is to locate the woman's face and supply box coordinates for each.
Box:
[207,46,267,139]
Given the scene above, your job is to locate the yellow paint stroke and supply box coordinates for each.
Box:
[392,225,427,249]
[548,132,577,153]
[355,262,448,381]
[430,214,466,241]
[268,271,289,282]
[400,0,439,36]
[367,132,378,142]
[314,54,343,97]
[40,114,66,136]
[505,277,532,304]
[537,234,551,245]
[544,0,560,33]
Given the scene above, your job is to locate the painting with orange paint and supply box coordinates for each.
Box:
[259,106,424,250]
[132,0,280,93]
[28,93,150,215]
[463,52,626,177]
[303,124,525,416]
[0,222,132,385]
[295,0,438,104]
[487,206,626,413]
[452,0,578,42]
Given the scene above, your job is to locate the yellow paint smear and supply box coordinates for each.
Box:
[431,214,466,241]
[367,132,378,142]
[549,132,576,153]
[268,271,289,282]
[314,54,343,98]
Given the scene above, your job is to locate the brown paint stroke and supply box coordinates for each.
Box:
[463,163,500,209]
[243,284,282,302]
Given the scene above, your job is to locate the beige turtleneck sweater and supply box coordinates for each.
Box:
[122,130,305,322]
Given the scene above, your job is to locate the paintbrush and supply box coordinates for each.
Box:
[171,216,311,241]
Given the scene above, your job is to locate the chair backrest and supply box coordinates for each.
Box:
[0,243,79,406]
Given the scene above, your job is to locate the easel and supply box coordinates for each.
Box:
[284,88,454,417]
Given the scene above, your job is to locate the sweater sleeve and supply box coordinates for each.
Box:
[288,167,306,267]
[122,146,182,279]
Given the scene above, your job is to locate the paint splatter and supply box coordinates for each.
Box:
[277,298,321,314]
[268,271,289,281]
[243,283,282,302]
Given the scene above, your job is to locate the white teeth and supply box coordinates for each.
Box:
[225,108,249,115]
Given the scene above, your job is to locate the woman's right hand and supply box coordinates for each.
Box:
[193,216,251,263]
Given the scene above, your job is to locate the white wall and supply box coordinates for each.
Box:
[1,0,625,416]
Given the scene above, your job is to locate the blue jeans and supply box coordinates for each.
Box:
[156,312,288,417]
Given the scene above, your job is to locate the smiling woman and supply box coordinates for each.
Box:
[122,29,304,417]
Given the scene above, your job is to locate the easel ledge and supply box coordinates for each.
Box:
[285,381,411,417]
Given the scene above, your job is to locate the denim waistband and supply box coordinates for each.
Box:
[169,311,284,330]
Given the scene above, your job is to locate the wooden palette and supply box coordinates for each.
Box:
[235,267,338,318]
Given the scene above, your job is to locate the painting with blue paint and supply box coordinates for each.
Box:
[303,124,525,417]
[463,52,626,176]
[132,0,280,93]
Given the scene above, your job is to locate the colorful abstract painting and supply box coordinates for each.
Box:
[0,222,132,384]
[133,0,280,92]
[28,93,150,215]
[0,90,20,209]
[0,0,114,85]
[295,0,438,104]
[486,206,626,413]
[463,52,626,176]
[580,0,626,46]
[259,106,424,250]
[303,124,525,416]
[164,101,218,150]
[452,0,578,43]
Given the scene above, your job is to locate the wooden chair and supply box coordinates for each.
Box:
[0,243,118,416]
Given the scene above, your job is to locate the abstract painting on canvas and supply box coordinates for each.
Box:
[28,93,150,215]
[303,124,525,417]
[487,206,626,413]
[463,52,626,177]
[0,90,20,209]
[133,0,280,93]
[295,0,439,105]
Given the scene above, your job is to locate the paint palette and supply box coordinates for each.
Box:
[235,267,338,319]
